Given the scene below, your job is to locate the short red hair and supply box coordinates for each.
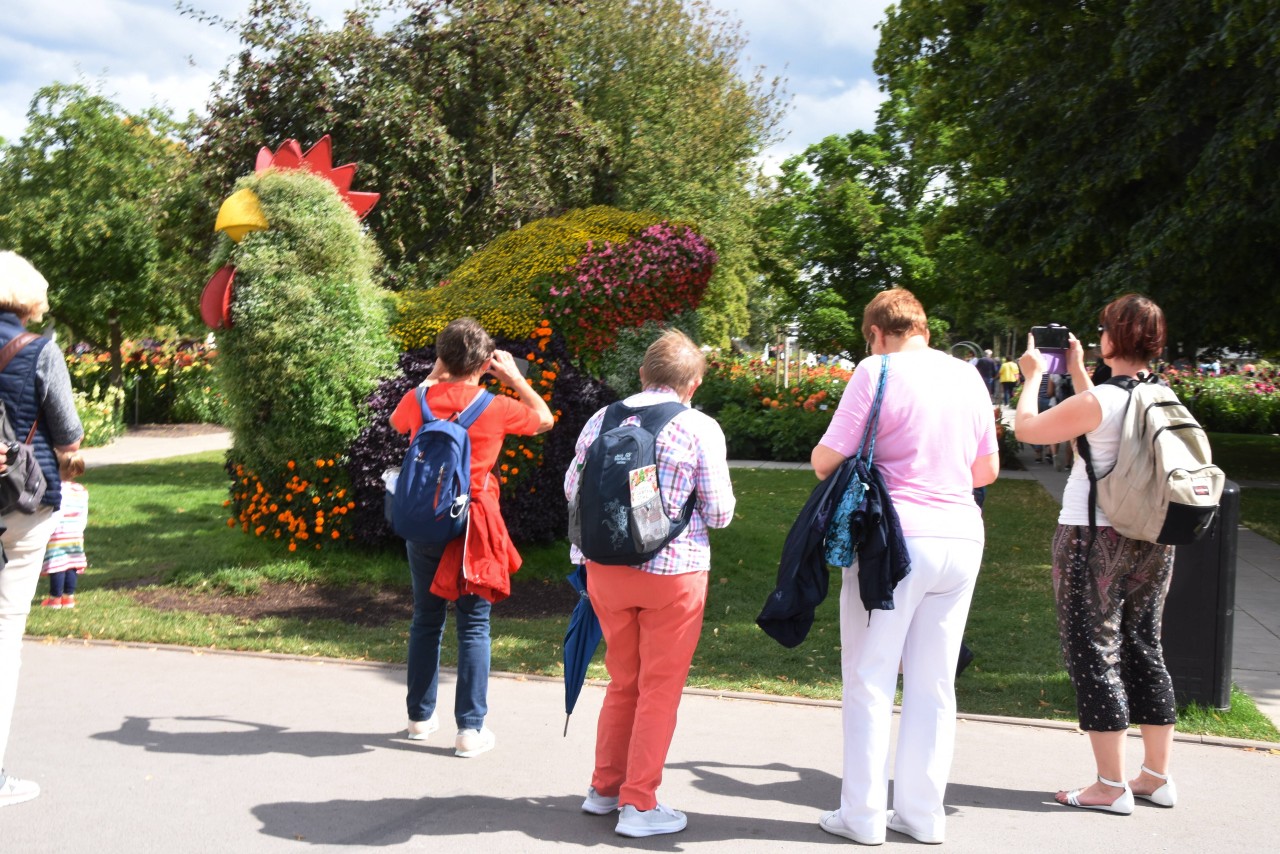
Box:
[1100,294,1166,363]
[862,288,928,343]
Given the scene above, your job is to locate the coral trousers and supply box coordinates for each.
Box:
[586,561,707,811]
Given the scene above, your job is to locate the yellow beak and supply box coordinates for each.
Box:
[215,188,269,242]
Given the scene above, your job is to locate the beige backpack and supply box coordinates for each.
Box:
[1077,376,1225,545]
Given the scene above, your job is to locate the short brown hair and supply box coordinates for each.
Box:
[640,329,705,391]
[1099,294,1165,363]
[59,450,85,481]
[434,317,494,377]
[862,288,928,343]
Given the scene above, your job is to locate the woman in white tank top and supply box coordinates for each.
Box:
[1014,294,1179,816]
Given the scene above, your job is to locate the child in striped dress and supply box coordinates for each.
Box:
[40,451,87,609]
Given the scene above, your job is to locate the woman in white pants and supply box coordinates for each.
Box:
[812,289,999,845]
[0,252,84,808]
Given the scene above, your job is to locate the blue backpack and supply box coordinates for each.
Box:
[391,387,493,544]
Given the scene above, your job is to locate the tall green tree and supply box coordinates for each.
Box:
[195,0,602,286]
[195,0,781,346]
[0,82,203,386]
[753,129,934,355]
[877,0,1280,354]
[555,0,785,346]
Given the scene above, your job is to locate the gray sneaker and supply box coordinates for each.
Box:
[615,803,687,837]
[454,727,496,757]
[582,786,619,815]
[0,774,40,808]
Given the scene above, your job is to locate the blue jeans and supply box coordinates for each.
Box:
[406,540,491,730]
[48,571,78,597]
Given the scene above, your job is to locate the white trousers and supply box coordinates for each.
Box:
[836,535,983,842]
[0,506,57,772]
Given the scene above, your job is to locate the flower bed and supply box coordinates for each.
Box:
[1166,370,1280,434]
[66,340,223,427]
[697,358,851,461]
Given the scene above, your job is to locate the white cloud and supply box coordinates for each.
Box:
[758,78,886,173]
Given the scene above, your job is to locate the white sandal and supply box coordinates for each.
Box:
[1133,765,1177,807]
[1060,774,1134,815]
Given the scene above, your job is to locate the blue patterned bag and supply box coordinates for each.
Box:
[824,355,888,567]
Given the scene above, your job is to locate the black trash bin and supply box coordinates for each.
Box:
[1159,480,1239,710]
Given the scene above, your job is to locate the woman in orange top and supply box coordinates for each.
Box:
[390,318,553,757]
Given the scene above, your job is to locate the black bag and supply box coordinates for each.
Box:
[0,333,49,516]
[569,401,696,566]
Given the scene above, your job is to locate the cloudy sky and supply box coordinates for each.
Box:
[0,0,888,169]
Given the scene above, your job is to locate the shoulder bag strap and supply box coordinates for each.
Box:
[855,355,890,465]
[0,332,42,443]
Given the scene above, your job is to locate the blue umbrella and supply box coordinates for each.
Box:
[563,563,603,736]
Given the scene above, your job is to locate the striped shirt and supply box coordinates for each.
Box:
[565,387,736,575]
[42,481,88,574]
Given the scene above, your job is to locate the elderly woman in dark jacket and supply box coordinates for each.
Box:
[0,251,83,808]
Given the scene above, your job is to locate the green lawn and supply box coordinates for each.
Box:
[1209,432,1280,483]
[24,453,1278,742]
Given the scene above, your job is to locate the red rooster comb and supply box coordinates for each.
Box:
[254,135,380,219]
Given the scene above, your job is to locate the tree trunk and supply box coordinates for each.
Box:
[108,312,124,418]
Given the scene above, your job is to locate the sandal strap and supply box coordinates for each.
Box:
[1139,765,1170,781]
[1097,774,1127,789]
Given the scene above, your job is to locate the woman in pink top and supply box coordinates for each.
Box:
[811,289,999,846]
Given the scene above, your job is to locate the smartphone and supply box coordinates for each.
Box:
[510,356,530,377]
[1030,325,1070,350]
[1030,325,1069,373]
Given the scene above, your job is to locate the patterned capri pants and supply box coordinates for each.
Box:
[1051,525,1178,732]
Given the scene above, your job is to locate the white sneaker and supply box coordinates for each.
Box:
[615,803,687,837]
[405,713,439,741]
[819,810,883,845]
[454,727,495,757]
[0,774,40,808]
[887,810,944,844]
[582,786,620,815]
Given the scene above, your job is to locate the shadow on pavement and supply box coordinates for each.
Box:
[251,793,836,848]
[91,715,430,758]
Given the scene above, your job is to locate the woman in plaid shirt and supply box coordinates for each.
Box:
[565,330,735,838]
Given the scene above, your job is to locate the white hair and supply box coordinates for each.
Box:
[0,251,51,322]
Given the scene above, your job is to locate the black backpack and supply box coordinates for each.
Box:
[0,333,49,516]
[569,401,697,565]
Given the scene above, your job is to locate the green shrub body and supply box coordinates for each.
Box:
[213,169,395,548]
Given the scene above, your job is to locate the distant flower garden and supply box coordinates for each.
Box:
[1167,370,1280,434]
[66,340,222,445]
[696,359,852,461]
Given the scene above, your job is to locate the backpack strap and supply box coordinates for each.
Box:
[416,385,492,427]
[454,388,493,429]
[1075,374,1141,542]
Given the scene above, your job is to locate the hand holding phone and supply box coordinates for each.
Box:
[1029,325,1070,372]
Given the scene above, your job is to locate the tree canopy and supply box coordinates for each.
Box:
[753,129,934,355]
[0,82,203,384]
[195,0,783,345]
[875,0,1280,354]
